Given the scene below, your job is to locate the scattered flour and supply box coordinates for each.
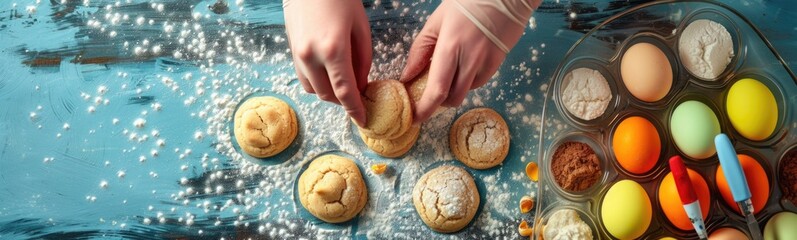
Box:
[72,1,551,238]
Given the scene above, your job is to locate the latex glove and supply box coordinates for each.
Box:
[283,0,372,125]
[400,0,541,124]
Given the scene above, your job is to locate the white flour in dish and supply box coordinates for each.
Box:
[543,209,593,240]
[679,19,734,80]
[560,68,611,121]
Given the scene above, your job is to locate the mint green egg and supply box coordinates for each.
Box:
[670,101,721,159]
[764,211,797,240]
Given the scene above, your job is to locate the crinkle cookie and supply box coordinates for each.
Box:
[298,154,368,223]
[233,96,298,158]
[412,165,480,233]
[449,108,510,169]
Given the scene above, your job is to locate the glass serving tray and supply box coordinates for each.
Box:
[534,1,797,239]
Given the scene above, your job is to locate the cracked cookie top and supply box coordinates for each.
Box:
[412,165,480,233]
[298,154,368,223]
[233,96,298,158]
[449,108,510,169]
[357,80,413,140]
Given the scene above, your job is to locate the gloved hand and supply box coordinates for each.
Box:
[283,0,372,125]
[400,0,542,124]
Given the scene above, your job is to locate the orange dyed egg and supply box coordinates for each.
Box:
[716,154,770,214]
[659,168,711,230]
[613,116,661,174]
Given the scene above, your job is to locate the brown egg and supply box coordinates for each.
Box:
[621,42,673,102]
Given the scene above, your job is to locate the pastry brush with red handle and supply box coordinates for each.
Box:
[669,156,708,240]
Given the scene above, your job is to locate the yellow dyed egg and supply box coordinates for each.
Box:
[601,180,652,239]
[726,78,778,141]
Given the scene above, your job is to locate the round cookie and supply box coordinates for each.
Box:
[298,154,368,223]
[360,125,420,158]
[233,96,298,158]
[449,108,510,169]
[358,80,413,140]
[413,165,480,233]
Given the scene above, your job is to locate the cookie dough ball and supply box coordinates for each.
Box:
[360,125,420,158]
[298,154,368,223]
[233,96,298,158]
[449,108,510,169]
[358,80,413,140]
[413,165,480,233]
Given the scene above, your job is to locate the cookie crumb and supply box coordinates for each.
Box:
[371,163,387,175]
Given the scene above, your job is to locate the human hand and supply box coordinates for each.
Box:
[400,0,541,124]
[283,0,372,125]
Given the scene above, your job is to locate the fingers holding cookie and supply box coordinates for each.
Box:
[357,80,413,140]
[356,80,421,157]
[406,70,447,120]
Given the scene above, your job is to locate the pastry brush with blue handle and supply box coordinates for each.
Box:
[715,133,762,240]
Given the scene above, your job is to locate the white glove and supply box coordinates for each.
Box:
[401,0,541,123]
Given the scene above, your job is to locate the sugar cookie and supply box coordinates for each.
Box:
[233,96,298,158]
[360,125,420,158]
[358,80,413,140]
[449,108,510,169]
[412,165,480,233]
[298,154,368,223]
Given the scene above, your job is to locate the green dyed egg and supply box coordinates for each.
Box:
[764,211,797,240]
[670,100,721,159]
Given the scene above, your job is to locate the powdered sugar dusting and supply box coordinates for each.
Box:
[114,1,548,238]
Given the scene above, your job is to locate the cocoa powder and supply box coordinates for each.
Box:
[781,150,797,205]
[551,142,602,192]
